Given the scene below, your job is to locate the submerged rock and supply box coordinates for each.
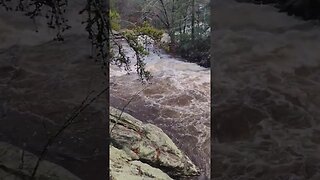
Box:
[0,142,80,180]
[109,107,200,179]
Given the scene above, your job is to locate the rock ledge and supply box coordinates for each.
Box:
[109,107,200,179]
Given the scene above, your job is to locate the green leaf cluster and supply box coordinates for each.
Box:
[122,30,149,56]
[133,21,164,41]
[110,10,121,31]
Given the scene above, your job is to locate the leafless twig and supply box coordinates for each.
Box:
[110,86,148,134]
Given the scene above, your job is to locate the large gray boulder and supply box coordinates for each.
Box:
[109,107,200,179]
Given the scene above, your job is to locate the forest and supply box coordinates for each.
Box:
[110,0,211,70]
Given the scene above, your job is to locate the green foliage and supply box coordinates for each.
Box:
[160,42,170,52]
[115,22,165,81]
[176,35,210,68]
[122,30,149,56]
[110,10,121,31]
[122,29,151,81]
[133,21,164,41]
[110,29,151,81]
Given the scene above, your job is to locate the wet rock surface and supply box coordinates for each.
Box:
[109,107,200,179]
[110,145,173,180]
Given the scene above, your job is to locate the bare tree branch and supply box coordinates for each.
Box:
[110,86,148,134]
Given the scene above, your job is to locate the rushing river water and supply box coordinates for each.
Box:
[110,38,211,179]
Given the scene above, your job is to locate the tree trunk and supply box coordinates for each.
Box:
[191,0,195,42]
[169,0,176,51]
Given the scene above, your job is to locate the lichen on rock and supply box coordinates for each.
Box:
[109,106,200,179]
[110,145,173,180]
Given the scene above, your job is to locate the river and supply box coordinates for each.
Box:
[110,37,211,179]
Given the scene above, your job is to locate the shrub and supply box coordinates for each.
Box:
[133,21,164,42]
[176,36,210,68]
[110,10,121,31]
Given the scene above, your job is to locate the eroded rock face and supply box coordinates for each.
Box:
[110,145,173,180]
[0,142,80,180]
[109,107,200,179]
